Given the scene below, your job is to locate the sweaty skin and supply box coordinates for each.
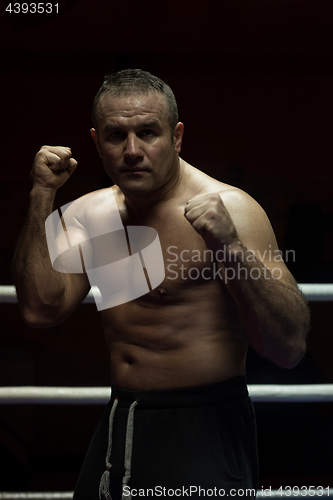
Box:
[14,92,309,391]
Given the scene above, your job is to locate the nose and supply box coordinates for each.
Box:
[124,133,143,160]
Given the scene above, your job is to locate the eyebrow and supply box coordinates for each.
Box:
[103,120,161,132]
[140,120,161,130]
[103,123,120,133]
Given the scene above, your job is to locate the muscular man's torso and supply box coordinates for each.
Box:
[85,163,249,390]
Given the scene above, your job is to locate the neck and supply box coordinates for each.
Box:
[121,157,185,214]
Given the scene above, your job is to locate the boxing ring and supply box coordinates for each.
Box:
[1,284,333,500]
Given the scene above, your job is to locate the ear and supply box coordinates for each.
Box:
[90,128,102,158]
[173,122,184,154]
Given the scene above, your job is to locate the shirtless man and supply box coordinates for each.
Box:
[14,69,309,499]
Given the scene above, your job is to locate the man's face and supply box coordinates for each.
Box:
[91,92,183,198]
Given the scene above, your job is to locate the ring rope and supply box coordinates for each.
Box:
[0,385,333,405]
[0,495,73,499]
[1,489,333,499]
[1,284,333,303]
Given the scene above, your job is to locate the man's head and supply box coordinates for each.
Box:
[92,69,179,137]
[90,70,184,201]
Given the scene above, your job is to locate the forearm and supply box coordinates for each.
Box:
[222,243,309,368]
[13,187,67,326]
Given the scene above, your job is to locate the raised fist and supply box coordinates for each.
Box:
[31,145,78,190]
[184,193,239,251]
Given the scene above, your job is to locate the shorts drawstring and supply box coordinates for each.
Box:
[99,397,118,500]
[121,401,138,500]
[99,398,138,500]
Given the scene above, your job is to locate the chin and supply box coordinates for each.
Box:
[121,181,154,197]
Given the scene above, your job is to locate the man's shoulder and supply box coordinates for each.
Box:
[188,165,262,210]
[65,186,115,207]
[187,164,268,228]
[216,184,272,239]
[218,185,262,213]
[59,186,123,234]
[189,166,276,248]
[60,186,116,216]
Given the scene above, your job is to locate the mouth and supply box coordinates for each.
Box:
[122,167,150,173]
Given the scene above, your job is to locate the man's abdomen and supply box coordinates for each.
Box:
[101,298,248,390]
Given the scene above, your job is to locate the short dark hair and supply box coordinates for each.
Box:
[92,69,179,134]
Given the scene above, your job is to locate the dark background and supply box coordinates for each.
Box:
[0,0,332,493]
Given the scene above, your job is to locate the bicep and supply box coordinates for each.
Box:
[48,207,93,313]
[62,270,91,313]
[228,194,297,288]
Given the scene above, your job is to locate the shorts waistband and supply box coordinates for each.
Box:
[111,375,248,409]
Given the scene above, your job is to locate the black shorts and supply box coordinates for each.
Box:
[73,376,258,499]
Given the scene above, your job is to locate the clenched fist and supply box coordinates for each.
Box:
[31,145,78,190]
[184,193,239,251]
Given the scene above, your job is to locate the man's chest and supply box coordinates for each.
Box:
[85,198,224,300]
[126,204,223,294]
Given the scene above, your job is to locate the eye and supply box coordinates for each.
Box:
[140,129,155,137]
[106,131,126,142]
